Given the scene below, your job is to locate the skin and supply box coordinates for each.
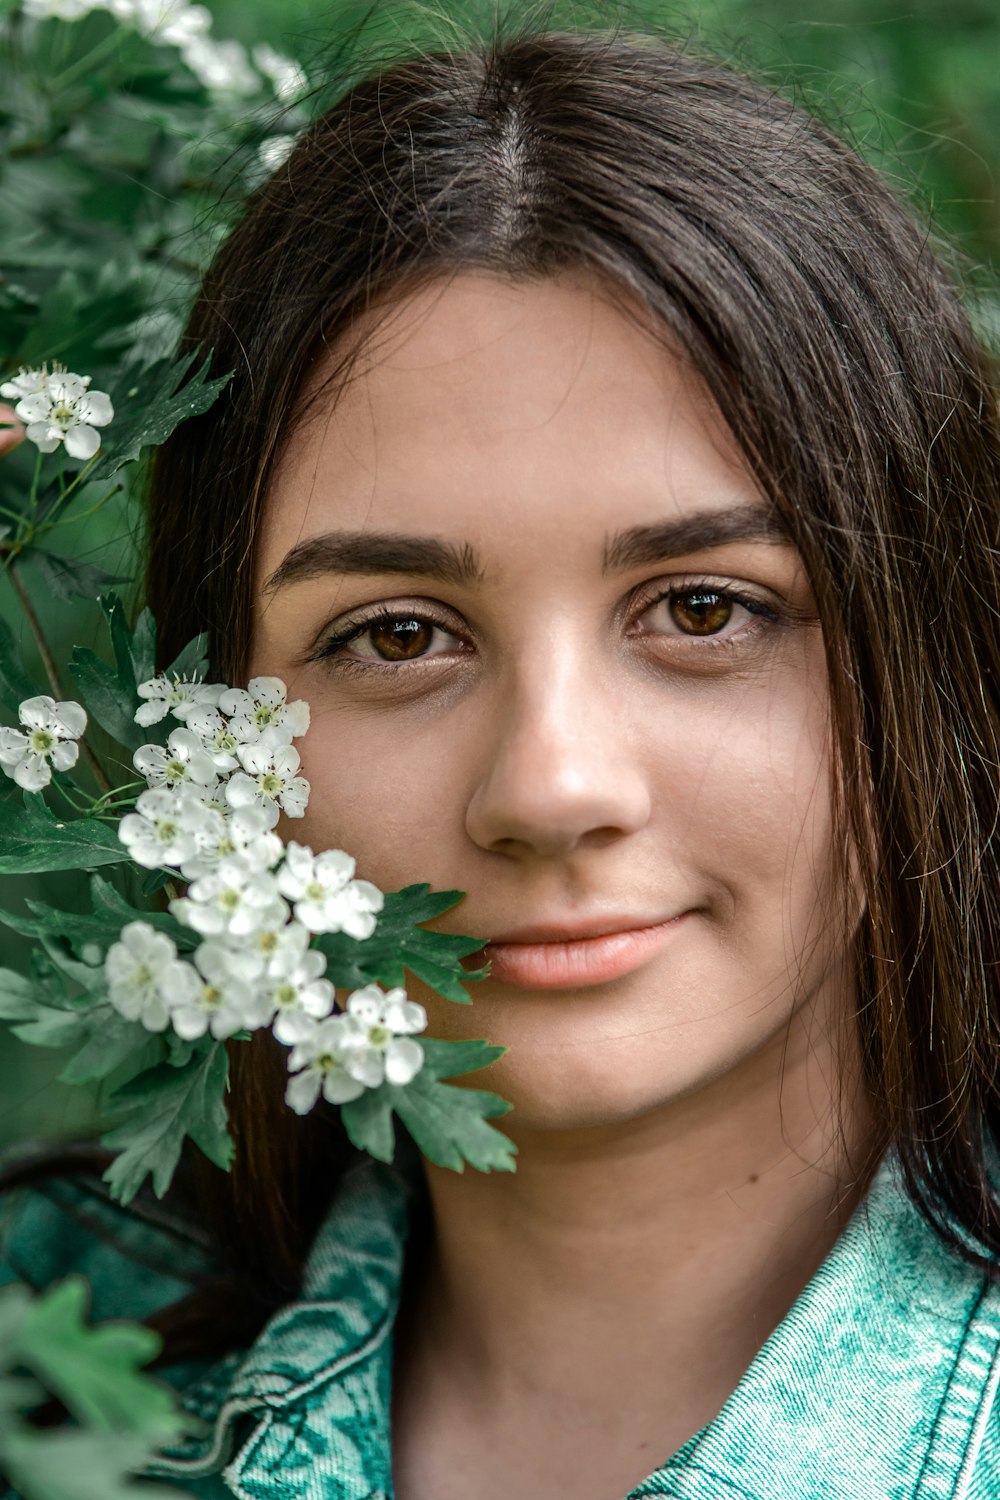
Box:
[0,404,24,458]
[249,272,878,1500]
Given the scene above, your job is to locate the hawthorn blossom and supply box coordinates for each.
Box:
[284,1014,368,1113]
[118,786,223,870]
[339,985,427,1088]
[135,674,224,728]
[0,695,87,791]
[226,741,309,817]
[259,944,336,1045]
[105,922,198,1032]
[252,43,306,101]
[218,676,309,744]
[177,802,281,882]
[134,727,217,793]
[169,942,271,1041]
[0,369,49,402]
[170,857,287,938]
[276,841,383,938]
[184,706,242,770]
[8,367,113,460]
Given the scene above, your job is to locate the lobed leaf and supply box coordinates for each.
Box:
[69,647,145,751]
[15,1277,174,1440]
[101,1045,234,1204]
[27,551,129,606]
[89,351,232,481]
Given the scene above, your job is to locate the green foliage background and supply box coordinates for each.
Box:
[1,0,998,1150]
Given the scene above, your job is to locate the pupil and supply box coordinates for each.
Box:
[671,592,732,635]
[371,619,432,660]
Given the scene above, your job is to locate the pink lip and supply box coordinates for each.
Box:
[481,915,688,990]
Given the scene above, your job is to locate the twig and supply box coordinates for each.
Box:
[6,558,113,795]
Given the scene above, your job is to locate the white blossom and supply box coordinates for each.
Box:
[252,44,306,101]
[284,1014,368,1113]
[218,676,309,745]
[170,857,287,938]
[181,34,258,93]
[177,801,281,882]
[105,921,198,1033]
[118,786,223,870]
[226,741,310,818]
[184,705,242,770]
[258,135,297,173]
[0,695,87,791]
[134,726,217,793]
[0,368,50,402]
[10,367,113,460]
[260,943,336,1045]
[276,841,383,938]
[134,674,224,728]
[339,984,427,1088]
[169,941,271,1041]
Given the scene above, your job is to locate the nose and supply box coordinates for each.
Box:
[464,649,652,860]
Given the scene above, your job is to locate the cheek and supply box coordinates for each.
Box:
[286,696,478,891]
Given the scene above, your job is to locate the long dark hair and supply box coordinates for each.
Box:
[138,22,1000,1350]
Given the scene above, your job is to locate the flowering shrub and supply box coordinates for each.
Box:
[0,6,508,1494]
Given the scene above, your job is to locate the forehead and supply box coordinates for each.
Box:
[259,271,763,573]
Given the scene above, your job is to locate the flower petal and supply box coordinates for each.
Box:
[385,1036,424,1085]
[63,423,101,460]
[13,753,52,790]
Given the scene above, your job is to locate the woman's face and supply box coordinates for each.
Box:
[250,272,849,1132]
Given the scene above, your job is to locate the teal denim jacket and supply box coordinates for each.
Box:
[3,1149,1000,1500]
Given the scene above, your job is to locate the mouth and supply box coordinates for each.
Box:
[467,914,690,990]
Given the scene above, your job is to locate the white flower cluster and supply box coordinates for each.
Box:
[0,695,87,790]
[19,0,306,100]
[105,672,424,1112]
[0,365,113,460]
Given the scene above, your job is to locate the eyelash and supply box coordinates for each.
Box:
[307,580,785,676]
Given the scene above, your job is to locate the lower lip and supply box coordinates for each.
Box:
[483,918,687,990]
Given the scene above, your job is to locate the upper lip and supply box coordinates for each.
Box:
[484,914,681,946]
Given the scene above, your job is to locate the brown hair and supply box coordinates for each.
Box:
[143,23,1000,1349]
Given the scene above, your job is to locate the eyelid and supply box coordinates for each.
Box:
[307,597,468,665]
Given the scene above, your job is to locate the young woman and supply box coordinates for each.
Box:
[5,23,1000,1500]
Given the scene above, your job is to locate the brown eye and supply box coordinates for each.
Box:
[369,618,435,659]
[669,591,733,635]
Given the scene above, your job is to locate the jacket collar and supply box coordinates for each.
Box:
[155,1151,1000,1500]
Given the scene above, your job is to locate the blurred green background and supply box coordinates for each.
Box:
[2,0,998,1149]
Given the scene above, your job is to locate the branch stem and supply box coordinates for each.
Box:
[6,559,113,795]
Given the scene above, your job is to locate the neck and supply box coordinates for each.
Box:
[396,997,881,1484]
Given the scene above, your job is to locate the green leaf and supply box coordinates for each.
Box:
[164,631,210,682]
[0,881,190,958]
[0,967,39,1024]
[0,611,39,711]
[69,646,145,751]
[89,351,232,481]
[27,551,130,605]
[60,1009,159,1086]
[0,1427,186,1500]
[0,797,128,874]
[339,1084,396,1162]
[393,1067,515,1174]
[339,1039,515,1174]
[99,595,139,701]
[16,1277,176,1440]
[418,1036,507,1080]
[101,1045,234,1204]
[314,885,488,1005]
[129,608,157,686]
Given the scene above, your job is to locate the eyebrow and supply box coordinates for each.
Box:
[263,532,484,592]
[602,503,788,573]
[263,502,788,593]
